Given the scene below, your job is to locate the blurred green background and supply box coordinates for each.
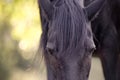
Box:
[0,0,46,80]
[0,0,104,80]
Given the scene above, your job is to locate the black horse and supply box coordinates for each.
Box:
[38,0,105,80]
[84,0,120,80]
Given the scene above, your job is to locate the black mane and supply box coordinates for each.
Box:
[40,0,88,56]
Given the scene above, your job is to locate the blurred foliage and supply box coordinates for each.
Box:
[0,0,41,80]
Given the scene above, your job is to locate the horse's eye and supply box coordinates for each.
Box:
[89,47,96,53]
[46,48,54,55]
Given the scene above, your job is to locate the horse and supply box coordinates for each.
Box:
[84,0,120,80]
[38,0,105,80]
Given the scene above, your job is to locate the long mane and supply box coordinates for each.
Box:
[39,0,88,55]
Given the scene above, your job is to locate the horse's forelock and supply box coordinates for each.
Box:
[47,0,88,54]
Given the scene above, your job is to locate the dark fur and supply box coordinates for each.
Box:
[38,0,104,80]
[84,0,120,80]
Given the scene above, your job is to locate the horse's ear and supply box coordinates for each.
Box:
[84,0,105,21]
[38,0,55,20]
